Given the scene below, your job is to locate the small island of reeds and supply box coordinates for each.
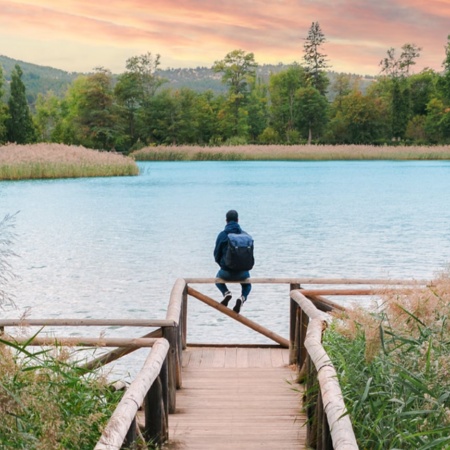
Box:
[131,144,450,161]
[0,143,139,180]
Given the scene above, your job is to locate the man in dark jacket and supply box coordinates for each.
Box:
[214,210,252,314]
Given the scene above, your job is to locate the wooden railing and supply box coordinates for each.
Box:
[0,277,426,449]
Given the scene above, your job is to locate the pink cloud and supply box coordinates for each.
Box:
[0,0,448,74]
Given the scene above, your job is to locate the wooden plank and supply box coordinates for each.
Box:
[164,347,307,449]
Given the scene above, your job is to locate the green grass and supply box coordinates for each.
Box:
[131,144,450,161]
[0,336,123,449]
[323,273,450,449]
[0,143,139,180]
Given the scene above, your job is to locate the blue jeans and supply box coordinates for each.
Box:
[215,269,251,300]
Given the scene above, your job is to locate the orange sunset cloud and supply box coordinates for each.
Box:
[0,0,448,75]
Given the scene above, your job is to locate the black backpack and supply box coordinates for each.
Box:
[224,232,255,271]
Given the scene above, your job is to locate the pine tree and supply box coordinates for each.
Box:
[302,22,330,95]
[6,64,36,144]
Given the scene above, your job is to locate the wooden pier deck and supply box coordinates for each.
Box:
[165,346,307,449]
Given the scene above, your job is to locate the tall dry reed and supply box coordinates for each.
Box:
[0,143,139,180]
[131,144,450,161]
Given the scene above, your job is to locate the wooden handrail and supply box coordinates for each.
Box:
[95,338,170,450]
[0,319,175,327]
[2,335,160,348]
[290,290,358,450]
[185,277,427,285]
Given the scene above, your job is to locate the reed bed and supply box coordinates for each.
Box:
[0,338,122,449]
[324,272,450,449]
[131,144,450,161]
[0,143,139,180]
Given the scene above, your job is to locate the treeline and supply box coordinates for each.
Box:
[1,24,450,152]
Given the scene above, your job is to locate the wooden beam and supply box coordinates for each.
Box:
[187,287,289,348]
[81,328,162,372]
[3,335,159,348]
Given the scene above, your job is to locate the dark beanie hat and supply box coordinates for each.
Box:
[226,210,238,222]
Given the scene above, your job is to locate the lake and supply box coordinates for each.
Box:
[1,161,450,377]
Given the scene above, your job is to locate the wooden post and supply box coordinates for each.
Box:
[294,307,300,367]
[299,307,308,368]
[159,356,169,438]
[162,327,178,413]
[321,399,333,450]
[289,283,300,364]
[182,287,188,350]
[144,376,166,448]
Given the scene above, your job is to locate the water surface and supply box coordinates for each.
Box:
[1,161,449,376]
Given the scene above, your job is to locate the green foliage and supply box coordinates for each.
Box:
[0,338,122,449]
[0,65,9,143]
[294,86,329,143]
[269,64,307,141]
[6,64,37,144]
[328,91,389,144]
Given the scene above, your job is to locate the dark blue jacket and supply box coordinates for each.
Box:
[214,221,243,270]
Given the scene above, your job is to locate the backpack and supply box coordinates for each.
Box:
[224,232,255,271]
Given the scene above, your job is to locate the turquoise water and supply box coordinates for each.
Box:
[1,161,450,370]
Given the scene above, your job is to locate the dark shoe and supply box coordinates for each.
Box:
[233,296,245,314]
[221,291,232,307]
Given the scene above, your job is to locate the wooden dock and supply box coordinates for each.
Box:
[165,346,306,449]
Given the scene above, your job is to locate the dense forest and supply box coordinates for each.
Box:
[1,24,449,152]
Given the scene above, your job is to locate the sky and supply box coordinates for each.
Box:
[0,0,449,76]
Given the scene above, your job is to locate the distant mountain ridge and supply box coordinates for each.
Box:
[0,54,375,103]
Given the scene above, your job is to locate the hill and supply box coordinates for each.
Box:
[0,55,375,104]
[0,55,79,102]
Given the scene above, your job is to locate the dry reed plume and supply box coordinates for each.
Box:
[0,143,139,180]
[132,144,450,161]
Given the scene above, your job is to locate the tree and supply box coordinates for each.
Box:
[379,44,421,140]
[294,86,329,143]
[34,91,63,142]
[379,44,422,78]
[62,68,120,150]
[115,52,167,147]
[0,64,8,143]
[6,64,36,144]
[302,22,330,95]
[437,35,450,105]
[328,91,389,144]
[212,50,258,138]
[269,64,307,142]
